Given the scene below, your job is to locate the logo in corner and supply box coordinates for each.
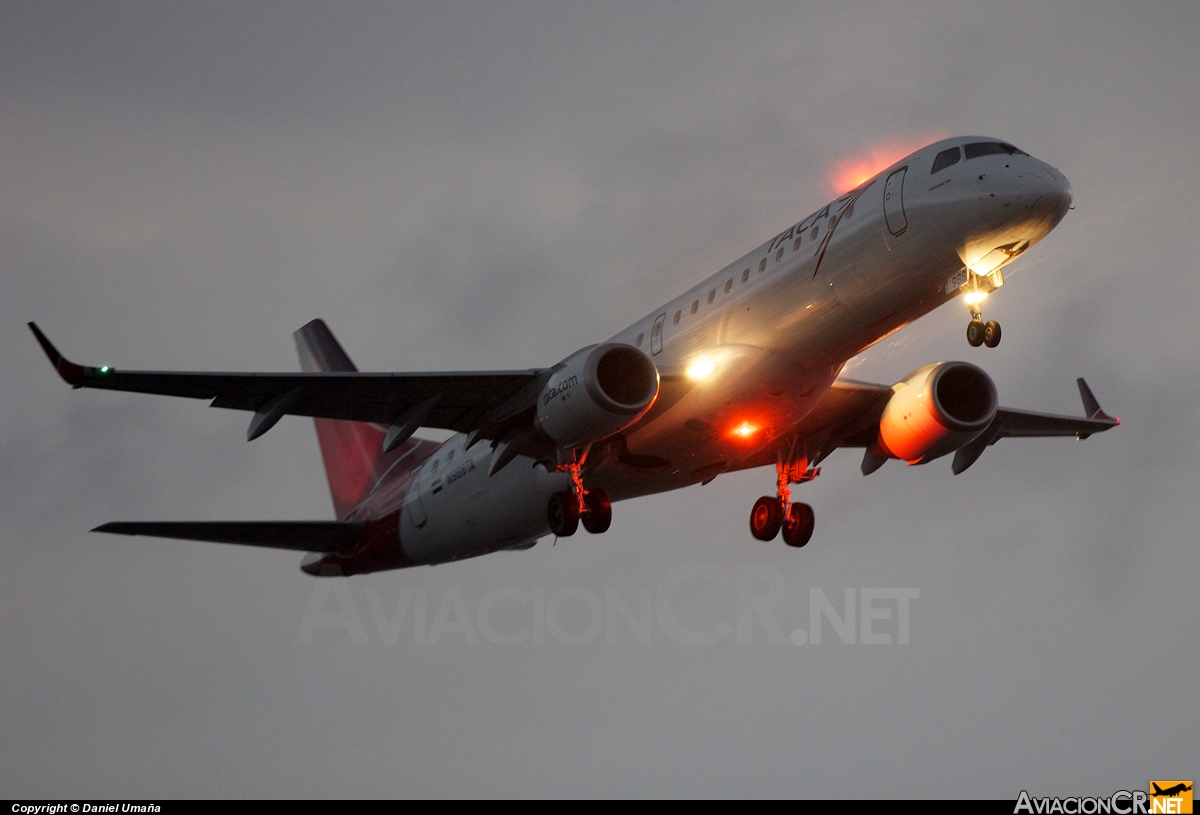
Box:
[1150,781,1193,814]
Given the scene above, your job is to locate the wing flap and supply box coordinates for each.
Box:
[92,521,368,552]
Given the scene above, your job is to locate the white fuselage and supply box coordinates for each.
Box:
[391,137,1073,565]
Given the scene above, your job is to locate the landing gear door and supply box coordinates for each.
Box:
[650,312,667,355]
[884,167,908,236]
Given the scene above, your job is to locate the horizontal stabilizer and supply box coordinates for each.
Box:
[92,520,367,552]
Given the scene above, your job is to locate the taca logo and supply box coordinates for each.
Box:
[542,375,579,405]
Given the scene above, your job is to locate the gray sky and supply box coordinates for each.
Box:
[3,0,1197,798]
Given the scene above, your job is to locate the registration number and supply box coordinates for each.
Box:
[945,269,968,294]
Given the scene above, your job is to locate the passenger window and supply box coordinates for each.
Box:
[741,269,749,283]
[673,310,681,325]
[810,225,819,241]
[432,458,439,472]
[725,279,733,293]
[931,147,961,174]
[708,289,716,304]
[652,322,661,336]
[775,248,784,262]
[793,237,802,251]
[758,258,767,272]
[447,450,454,463]
[691,300,698,314]
[635,333,643,347]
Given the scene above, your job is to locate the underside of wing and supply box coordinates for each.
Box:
[729,378,895,473]
[29,322,547,435]
[733,375,1118,476]
[950,379,1119,473]
[794,377,896,450]
[92,521,368,552]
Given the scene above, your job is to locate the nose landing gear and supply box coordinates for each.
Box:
[966,318,1001,348]
[749,452,818,548]
[961,272,1003,348]
[966,309,1002,349]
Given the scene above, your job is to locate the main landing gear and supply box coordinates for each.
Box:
[749,453,817,548]
[546,448,611,537]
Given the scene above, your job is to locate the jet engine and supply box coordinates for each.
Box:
[536,343,659,449]
[877,362,997,463]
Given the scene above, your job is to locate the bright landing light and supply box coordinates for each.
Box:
[963,291,988,306]
[687,360,717,380]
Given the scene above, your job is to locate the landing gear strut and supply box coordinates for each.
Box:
[547,446,611,537]
[963,276,1002,348]
[748,449,817,547]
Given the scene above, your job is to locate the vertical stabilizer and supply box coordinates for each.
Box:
[294,320,416,519]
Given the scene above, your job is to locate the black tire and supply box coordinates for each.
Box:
[749,496,783,541]
[781,502,815,548]
[983,320,1002,348]
[547,491,579,537]
[581,489,612,534]
[966,320,985,347]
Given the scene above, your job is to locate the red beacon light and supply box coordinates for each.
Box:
[730,420,759,439]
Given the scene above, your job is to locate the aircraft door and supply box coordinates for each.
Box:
[650,313,666,355]
[884,167,908,236]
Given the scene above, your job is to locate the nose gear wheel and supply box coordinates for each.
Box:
[967,319,985,347]
[983,320,1001,347]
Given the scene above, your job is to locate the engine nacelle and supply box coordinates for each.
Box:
[878,361,998,464]
[536,343,659,449]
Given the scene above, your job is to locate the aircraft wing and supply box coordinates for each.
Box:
[947,380,1119,473]
[29,322,548,438]
[92,521,366,552]
[744,376,1118,474]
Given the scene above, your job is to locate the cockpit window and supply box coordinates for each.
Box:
[964,142,1028,160]
[931,147,961,174]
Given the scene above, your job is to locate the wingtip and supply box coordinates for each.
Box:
[1076,377,1118,423]
[28,322,86,386]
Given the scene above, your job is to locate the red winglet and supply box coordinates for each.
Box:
[28,323,87,386]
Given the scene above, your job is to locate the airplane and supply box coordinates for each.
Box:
[1152,783,1193,798]
[30,135,1119,576]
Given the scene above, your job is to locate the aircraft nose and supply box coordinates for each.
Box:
[1041,166,1073,223]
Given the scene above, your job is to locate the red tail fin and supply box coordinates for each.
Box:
[294,320,418,519]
